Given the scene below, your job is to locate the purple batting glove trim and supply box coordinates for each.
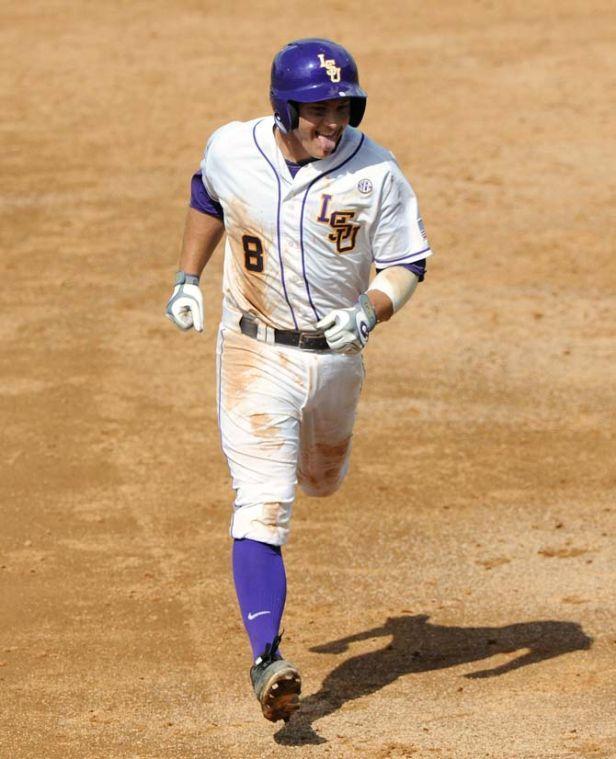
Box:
[189,170,224,219]
[376,258,427,283]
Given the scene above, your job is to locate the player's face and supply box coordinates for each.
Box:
[294,99,351,159]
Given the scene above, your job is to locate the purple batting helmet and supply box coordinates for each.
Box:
[270,38,367,133]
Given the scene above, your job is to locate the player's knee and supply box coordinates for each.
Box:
[299,456,349,498]
[231,499,293,546]
[301,481,341,497]
[299,471,344,498]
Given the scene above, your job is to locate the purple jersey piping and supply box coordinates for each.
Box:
[299,135,366,321]
[252,121,298,329]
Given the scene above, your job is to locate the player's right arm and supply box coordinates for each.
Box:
[166,205,224,333]
[166,129,227,333]
[178,206,225,277]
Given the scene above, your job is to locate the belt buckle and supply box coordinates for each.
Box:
[298,331,324,350]
[239,314,259,339]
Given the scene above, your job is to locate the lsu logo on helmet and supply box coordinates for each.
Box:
[317,53,341,83]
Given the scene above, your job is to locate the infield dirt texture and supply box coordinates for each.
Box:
[2,2,615,757]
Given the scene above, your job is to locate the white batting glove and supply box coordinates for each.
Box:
[316,294,377,353]
[165,272,204,332]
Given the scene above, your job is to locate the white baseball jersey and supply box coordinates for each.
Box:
[200,116,431,330]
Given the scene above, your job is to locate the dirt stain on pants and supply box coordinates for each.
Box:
[299,436,352,497]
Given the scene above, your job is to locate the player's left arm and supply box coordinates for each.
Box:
[318,163,430,353]
[317,264,420,352]
[366,264,421,321]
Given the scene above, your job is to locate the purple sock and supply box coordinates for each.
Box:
[232,538,287,661]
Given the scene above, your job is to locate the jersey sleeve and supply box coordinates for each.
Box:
[371,163,432,268]
[194,121,244,214]
[376,259,427,282]
[189,170,224,220]
[197,128,227,202]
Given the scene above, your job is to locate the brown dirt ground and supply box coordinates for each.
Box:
[2,1,615,757]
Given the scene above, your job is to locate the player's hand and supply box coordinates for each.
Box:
[165,272,204,332]
[316,294,377,353]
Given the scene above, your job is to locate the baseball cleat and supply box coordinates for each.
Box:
[250,634,301,722]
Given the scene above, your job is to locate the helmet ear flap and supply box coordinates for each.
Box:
[271,95,299,133]
[273,111,289,134]
[349,98,366,128]
[287,101,299,131]
[272,101,299,134]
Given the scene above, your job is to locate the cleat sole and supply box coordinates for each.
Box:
[260,668,301,722]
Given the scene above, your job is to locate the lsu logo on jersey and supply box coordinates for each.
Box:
[317,53,341,83]
[317,194,360,254]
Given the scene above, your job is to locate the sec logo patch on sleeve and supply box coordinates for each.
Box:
[357,178,373,195]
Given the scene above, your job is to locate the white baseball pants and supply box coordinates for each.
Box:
[216,320,364,546]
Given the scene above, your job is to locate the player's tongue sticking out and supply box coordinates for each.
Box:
[315,130,338,155]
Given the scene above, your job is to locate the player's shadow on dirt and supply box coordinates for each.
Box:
[274,613,592,745]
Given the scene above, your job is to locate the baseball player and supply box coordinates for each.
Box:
[166,38,431,723]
